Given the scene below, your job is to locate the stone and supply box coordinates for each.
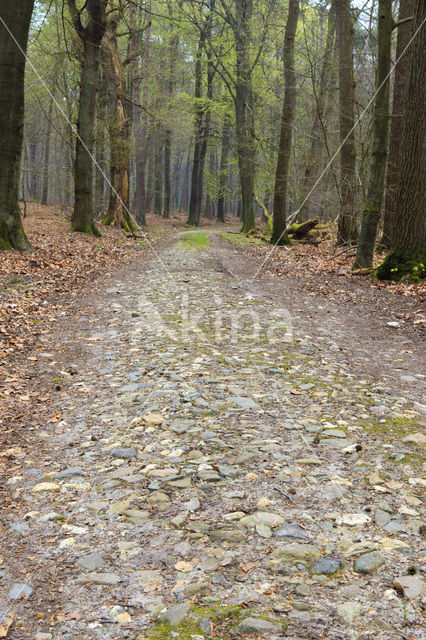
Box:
[146,467,178,478]
[393,575,424,598]
[335,513,371,526]
[77,553,105,570]
[240,511,284,528]
[109,447,137,459]
[295,583,311,596]
[86,501,108,515]
[209,529,246,543]
[273,524,309,539]
[228,396,260,410]
[170,419,195,434]
[375,508,391,527]
[311,558,341,574]
[143,413,164,425]
[52,467,84,480]
[8,583,33,599]
[322,483,347,500]
[35,634,53,640]
[274,543,320,559]
[31,482,60,493]
[256,524,272,538]
[236,617,282,635]
[354,551,385,573]
[336,601,362,624]
[158,603,190,626]
[321,429,347,438]
[402,432,426,445]
[76,572,120,585]
[137,570,162,584]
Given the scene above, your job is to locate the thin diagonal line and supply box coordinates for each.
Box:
[250,15,426,283]
[0,15,175,283]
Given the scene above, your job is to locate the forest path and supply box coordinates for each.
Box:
[2,230,425,640]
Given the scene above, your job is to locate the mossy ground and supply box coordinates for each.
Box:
[219,232,261,247]
[148,605,285,639]
[375,250,426,283]
[180,231,209,249]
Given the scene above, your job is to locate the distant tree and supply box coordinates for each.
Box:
[0,0,34,250]
[376,0,425,282]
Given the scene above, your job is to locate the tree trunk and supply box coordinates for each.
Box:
[334,0,357,245]
[95,64,107,213]
[68,0,106,236]
[376,0,425,282]
[41,99,53,206]
[271,0,300,245]
[354,0,393,268]
[103,6,136,232]
[217,112,230,222]
[163,129,171,218]
[0,0,34,250]
[154,130,163,215]
[234,0,256,233]
[180,143,191,211]
[130,1,150,226]
[380,0,413,249]
[299,5,335,222]
[188,36,204,225]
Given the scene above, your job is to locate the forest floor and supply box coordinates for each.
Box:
[0,208,425,640]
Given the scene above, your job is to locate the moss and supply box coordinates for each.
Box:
[362,416,420,439]
[219,232,261,247]
[179,231,209,249]
[375,250,426,283]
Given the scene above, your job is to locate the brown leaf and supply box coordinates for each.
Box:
[0,613,14,638]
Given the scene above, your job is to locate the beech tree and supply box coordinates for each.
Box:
[68,0,107,236]
[0,0,34,250]
[377,0,425,282]
[334,0,357,246]
[271,0,300,245]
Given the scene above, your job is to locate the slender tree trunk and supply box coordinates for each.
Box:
[271,0,300,245]
[130,1,150,225]
[180,143,191,211]
[68,0,106,236]
[217,112,230,222]
[154,129,163,214]
[95,64,107,212]
[0,0,34,250]
[376,0,425,281]
[380,0,413,249]
[145,132,155,212]
[188,36,204,225]
[163,129,171,218]
[29,137,38,201]
[234,0,256,233]
[354,0,393,268]
[334,0,357,245]
[41,99,53,206]
[103,6,136,232]
[299,6,335,222]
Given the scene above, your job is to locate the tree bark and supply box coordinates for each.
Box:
[103,4,136,232]
[271,0,300,245]
[354,0,393,268]
[163,129,171,218]
[68,0,106,236]
[380,0,413,249]
[0,0,34,250]
[217,112,231,222]
[334,0,357,245]
[130,1,150,226]
[188,35,205,225]
[234,0,256,233]
[299,5,335,222]
[376,0,425,282]
[41,99,53,206]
